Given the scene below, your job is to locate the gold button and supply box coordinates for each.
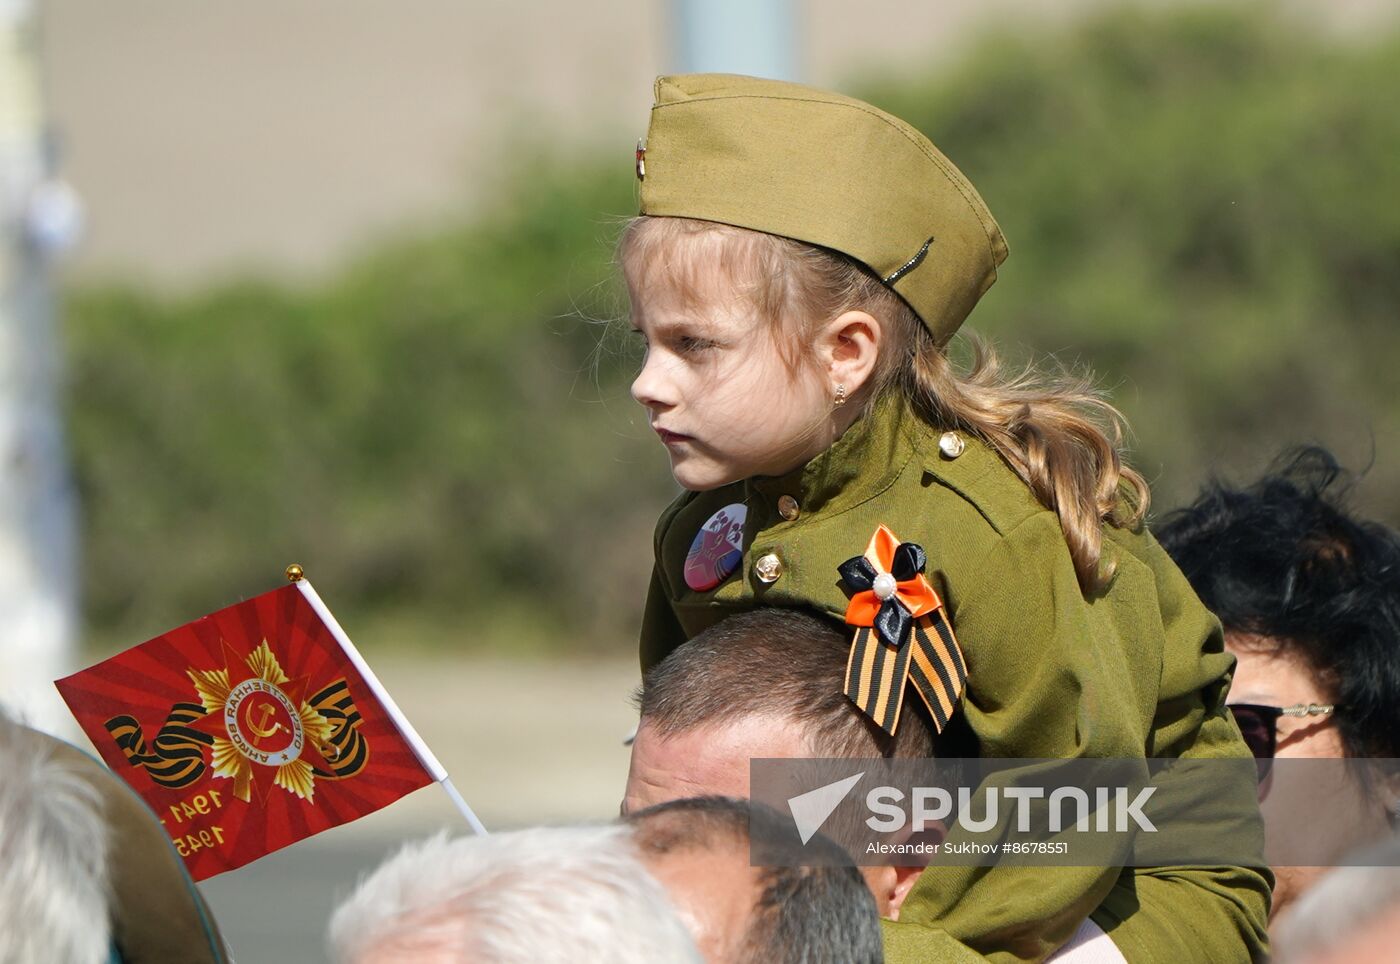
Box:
[938,431,966,459]
[777,495,800,521]
[754,553,784,584]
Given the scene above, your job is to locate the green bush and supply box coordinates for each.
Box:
[66,158,668,651]
[64,4,1400,652]
[857,5,1400,510]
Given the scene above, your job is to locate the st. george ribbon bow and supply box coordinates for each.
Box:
[837,525,967,736]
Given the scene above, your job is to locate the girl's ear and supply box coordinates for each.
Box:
[818,310,882,399]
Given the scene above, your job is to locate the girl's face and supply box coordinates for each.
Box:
[628,264,834,491]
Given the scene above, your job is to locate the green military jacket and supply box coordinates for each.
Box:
[640,396,1271,963]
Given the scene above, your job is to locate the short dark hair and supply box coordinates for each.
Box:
[627,796,882,964]
[636,608,935,758]
[1156,446,1400,758]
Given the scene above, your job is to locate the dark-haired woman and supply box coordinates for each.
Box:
[1158,446,1400,927]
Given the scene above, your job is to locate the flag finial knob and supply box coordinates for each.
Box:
[285,564,304,583]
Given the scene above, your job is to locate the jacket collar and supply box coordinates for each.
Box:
[746,393,917,520]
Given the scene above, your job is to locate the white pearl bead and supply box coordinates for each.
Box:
[873,572,897,600]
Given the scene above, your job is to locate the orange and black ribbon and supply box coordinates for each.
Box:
[105,702,213,790]
[838,525,967,735]
[309,678,370,780]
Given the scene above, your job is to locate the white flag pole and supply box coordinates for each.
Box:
[439,778,488,837]
[292,574,488,836]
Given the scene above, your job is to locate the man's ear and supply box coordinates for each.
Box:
[1383,770,1400,832]
[885,865,924,922]
[884,820,945,921]
[816,310,881,401]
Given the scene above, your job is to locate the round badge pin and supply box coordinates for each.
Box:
[684,503,747,592]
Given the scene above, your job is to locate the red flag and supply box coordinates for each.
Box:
[55,581,438,880]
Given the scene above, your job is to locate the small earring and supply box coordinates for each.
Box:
[834,384,847,407]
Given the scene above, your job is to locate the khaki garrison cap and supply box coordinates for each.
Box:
[638,74,1009,344]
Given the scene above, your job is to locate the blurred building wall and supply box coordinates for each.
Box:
[37,0,1400,288]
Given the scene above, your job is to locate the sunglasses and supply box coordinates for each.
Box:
[1229,702,1338,779]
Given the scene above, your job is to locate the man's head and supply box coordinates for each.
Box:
[0,707,229,964]
[327,826,701,964]
[624,608,936,918]
[1272,838,1400,964]
[627,796,883,964]
[0,711,112,964]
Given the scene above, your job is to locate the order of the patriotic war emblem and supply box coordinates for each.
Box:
[104,638,369,803]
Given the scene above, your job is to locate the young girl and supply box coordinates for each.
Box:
[622,75,1269,962]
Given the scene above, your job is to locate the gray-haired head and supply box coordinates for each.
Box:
[327,825,701,964]
[1273,838,1400,963]
[0,709,113,964]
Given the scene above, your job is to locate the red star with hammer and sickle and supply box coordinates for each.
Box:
[189,639,337,804]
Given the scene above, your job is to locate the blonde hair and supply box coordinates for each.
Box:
[620,216,1150,594]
